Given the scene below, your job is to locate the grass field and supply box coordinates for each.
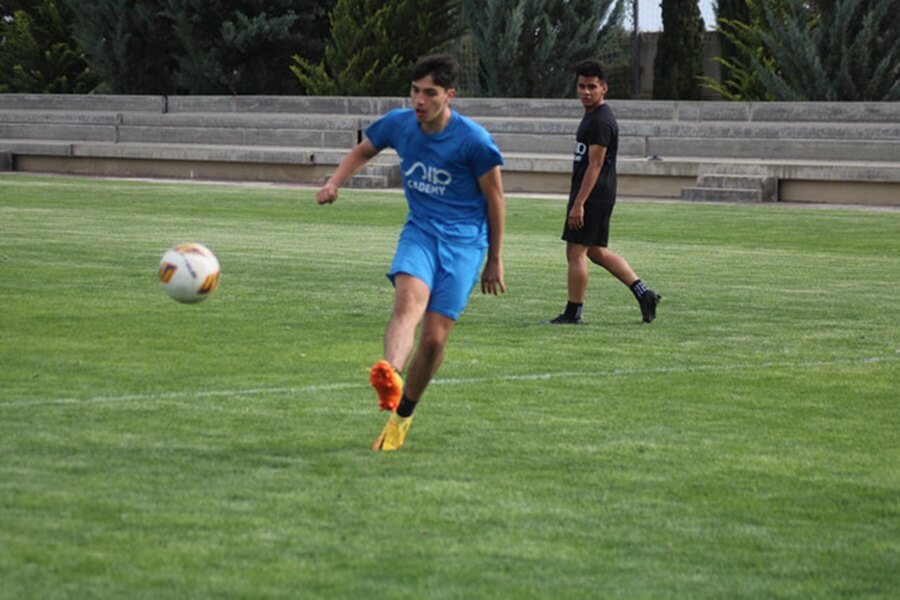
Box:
[1,174,898,598]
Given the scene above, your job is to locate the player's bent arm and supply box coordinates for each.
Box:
[478,166,506,295]
[316,139,380,204]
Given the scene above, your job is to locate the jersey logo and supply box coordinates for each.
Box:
[574,142,587,162]
[403,161,452,195]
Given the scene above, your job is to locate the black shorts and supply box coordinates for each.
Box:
[561,201,615,247]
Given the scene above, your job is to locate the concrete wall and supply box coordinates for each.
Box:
[1,94,898,206]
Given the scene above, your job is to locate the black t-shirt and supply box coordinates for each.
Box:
[570,103,618,206]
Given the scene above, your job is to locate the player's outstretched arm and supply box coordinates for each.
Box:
[316,139,380,204]
[478,165,506,296]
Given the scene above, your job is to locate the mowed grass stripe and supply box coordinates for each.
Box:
[0,353,895,409]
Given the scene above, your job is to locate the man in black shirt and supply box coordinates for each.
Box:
[549,60,660,324]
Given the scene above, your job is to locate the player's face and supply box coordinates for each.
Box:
[410,75,456,132]
[576,75,608,110]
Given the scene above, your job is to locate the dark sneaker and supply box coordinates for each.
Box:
[638,290,661,323]
[546,314,582,324]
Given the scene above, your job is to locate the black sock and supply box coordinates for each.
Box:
[396,394,417,418]
[630,279,648,299]
[564,301,583,320]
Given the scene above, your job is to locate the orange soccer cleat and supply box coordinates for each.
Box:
[369,360,403,412]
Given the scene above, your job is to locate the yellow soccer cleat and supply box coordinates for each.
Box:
[370,360,403,412]
[372,412,413,452]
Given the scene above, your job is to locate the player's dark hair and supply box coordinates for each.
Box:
[574,59,607,82]
[411,54,460,89]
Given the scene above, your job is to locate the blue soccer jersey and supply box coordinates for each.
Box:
[365,109,503,247]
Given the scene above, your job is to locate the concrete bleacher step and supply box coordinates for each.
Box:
[0,139,73,156]
[0,94,166,112]
[681,186,765,202]
[648,136,900,163]
[2,94,898,206]
[344,162,397,189]
[0,121,117,142]
[699,174,777,198]
[681,173,777,203]
[116,124,357,148]
[346,174,390,189]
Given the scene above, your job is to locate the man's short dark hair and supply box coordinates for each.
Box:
[574,59,607,82]
[411,54,460,89]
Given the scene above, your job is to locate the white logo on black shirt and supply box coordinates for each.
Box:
[574,142,587,162]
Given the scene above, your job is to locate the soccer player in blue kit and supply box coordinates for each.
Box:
[316,54,506,451]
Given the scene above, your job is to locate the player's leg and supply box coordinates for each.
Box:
[371,222,437,415]
[384,274,430,371]
[552,199,612,324]
[374,241,481,451]
[549,242,589,323]
[587,246,661,323]
[374,311,453,452]
[371,277,432,451]
[403,311,454,402]
[396,240,480,409]
[566,242,590,303]
[587,245,637,285]
[370,274,428,412]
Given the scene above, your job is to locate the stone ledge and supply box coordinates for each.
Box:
[0,94,165,112]
[505,153,900,183]
[4,94,899,123]
[7,139,896,184]
[0,139,73,156]
[1,94,898,206]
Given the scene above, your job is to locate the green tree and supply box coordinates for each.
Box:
[67,0,179,94]
[292,0,463,96]
[711,0,899,101]
[0,0,100,93]
[462,0,628,98]
[67,0,334,94]
[706,0,774,100]
[653,0,706,99]
[167,0,333,94]
[714,0,752,84]
[751,0,899,100]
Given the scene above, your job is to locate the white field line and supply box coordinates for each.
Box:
[0,354,896,410]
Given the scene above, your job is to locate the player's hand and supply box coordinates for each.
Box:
[481,258,506,296]
[567,205,585,230]
[316,183,338,205]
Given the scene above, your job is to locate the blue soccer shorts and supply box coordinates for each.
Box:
[387,222,486,321]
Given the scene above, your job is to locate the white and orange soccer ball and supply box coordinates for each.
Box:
[158,243,221,303]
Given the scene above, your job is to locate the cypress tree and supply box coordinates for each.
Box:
[292,0,463,96]
[753,0,899,100]
[706,0,773,100]
[462,0,628,98]
[0,0,100,93]
[653,0,706,99]
[68,0,179,94]
[68,0,334,94]
[167,0,333,95]
[713,0,899,101]
[714,0,752,85]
